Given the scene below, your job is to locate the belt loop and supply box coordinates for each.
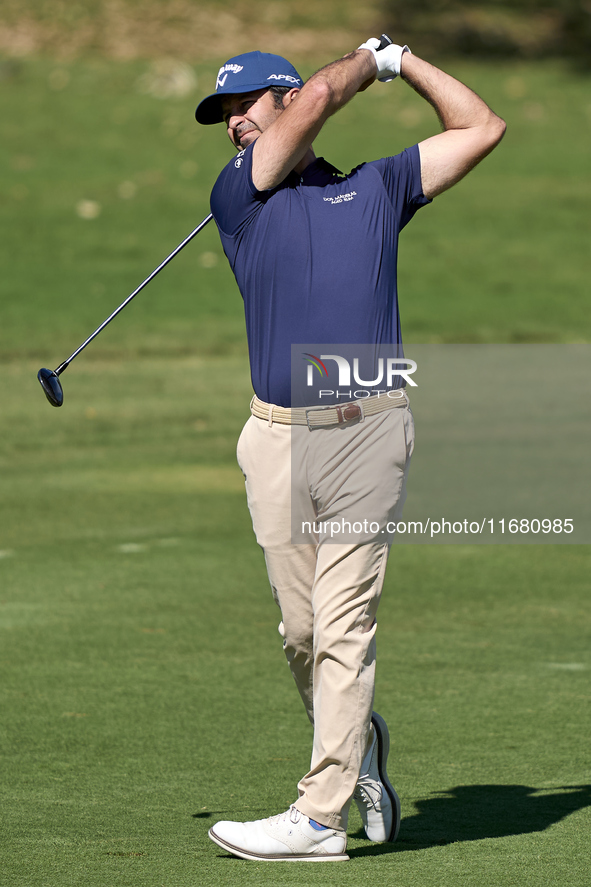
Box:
[268,404,274,427]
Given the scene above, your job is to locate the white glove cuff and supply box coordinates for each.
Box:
[357,37,381,66]
[383,44,411,81]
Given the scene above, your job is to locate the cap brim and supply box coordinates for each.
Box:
[195,93,224,125]
[195,83,273,125]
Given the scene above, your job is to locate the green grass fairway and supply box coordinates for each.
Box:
[1,54,590,886]
[2,358,590,886]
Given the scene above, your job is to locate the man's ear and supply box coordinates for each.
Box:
[284,88,301,107]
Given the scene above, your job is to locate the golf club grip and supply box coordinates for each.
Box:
[378,34,393,50]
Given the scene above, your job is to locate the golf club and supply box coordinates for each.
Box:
[38,37,394,409]
[38,212,213,407]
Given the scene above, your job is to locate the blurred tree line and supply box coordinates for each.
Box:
[383,0,591,65]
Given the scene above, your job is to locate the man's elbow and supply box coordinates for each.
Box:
[302,77,334,115]
[486,112,507,150]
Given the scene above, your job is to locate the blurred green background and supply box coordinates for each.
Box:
[1,2,590,886]
[384,0,591,64]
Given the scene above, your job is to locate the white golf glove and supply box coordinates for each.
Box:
[358,36,411,82]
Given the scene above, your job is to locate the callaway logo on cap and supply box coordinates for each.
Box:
[195,51,303,125]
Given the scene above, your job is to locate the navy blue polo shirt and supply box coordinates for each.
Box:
[210,142,430,406]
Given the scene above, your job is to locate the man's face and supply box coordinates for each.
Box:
[221,89,284,151]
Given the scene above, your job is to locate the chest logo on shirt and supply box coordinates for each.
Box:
[323,191,357,205]
[234,150,246,169]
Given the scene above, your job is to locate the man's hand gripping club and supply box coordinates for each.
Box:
[358,34,411,83]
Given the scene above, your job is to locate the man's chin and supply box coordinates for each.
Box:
[238,131,259,149]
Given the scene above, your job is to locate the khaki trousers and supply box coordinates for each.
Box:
[236,400,414,830]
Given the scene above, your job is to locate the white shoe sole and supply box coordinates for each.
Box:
[208,827,350,862]
[371,712,401,842]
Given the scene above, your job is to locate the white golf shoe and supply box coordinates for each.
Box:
[353,712,401,842]
[208,805,349,861]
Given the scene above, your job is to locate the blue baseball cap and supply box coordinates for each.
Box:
[195,51,303,125]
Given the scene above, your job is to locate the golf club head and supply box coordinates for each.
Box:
[38,368,64,407]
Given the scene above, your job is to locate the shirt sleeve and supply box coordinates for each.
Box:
[373,144,431,230]
[210,143,264,237]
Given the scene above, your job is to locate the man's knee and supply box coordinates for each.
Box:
[279,619,314,663]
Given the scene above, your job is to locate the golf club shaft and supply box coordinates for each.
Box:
[55,212,213,375]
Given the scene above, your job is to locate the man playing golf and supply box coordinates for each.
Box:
[195,36,505,861]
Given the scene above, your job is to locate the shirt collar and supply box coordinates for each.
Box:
[295,156,345,185]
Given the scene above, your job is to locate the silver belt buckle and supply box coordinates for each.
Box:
[305,404,335,431]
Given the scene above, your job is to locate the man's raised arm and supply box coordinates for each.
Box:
[400,54,506,199]
[251,39,505,196]
[251,51,377,192]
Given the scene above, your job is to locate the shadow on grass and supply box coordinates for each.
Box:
[193,807,270,820]
[349,783,591,857]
